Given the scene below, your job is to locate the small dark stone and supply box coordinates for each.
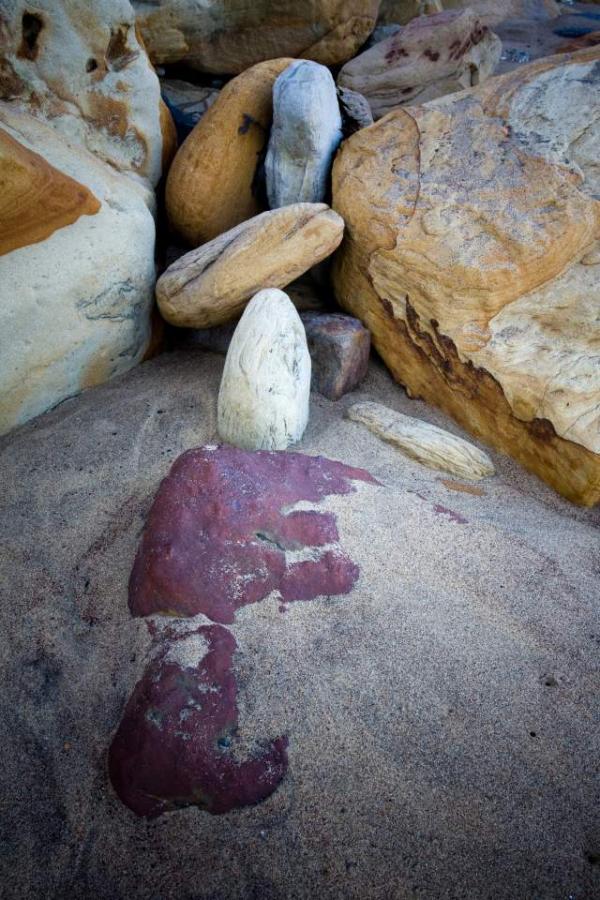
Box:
[301,312,370,401]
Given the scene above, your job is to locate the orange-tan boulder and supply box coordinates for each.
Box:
[157,203,344,328]
[133,0,380,74]
[338,9,501,118]
[0,107,156,435]
[0,0,165,186]
[165,58,292,246]
[332,47,600,505]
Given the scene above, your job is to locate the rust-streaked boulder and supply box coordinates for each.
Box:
[332,48,600,505]
[165,58,292,246]
[0,0,165,186]
[0,107,155,435]
[157,203,344,328]
[338,9,502,118]
[133,0,380,74]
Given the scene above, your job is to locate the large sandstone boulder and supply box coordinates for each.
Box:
[133,0,380,74]
[378,0,560,28]
[165,59,292,246]
[157,203,344,328]
[0,0,165,186]
[0,107,155,435]
[338,10,502,118]
[332,47,600,505]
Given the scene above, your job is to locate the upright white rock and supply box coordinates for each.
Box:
[217,289,311,451]
[265,60,343,209]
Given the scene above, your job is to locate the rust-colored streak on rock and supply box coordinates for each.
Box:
[129,446,377,623]
[0,128,100,256]
[108,624,288,817]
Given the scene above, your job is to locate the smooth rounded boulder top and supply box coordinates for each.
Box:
[165,57,293,246]
[133,0,380,73]
[265,60,343,208]
[156,203,345,328]
[217,289,312,451]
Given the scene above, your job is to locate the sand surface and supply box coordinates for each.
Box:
[0,350,598,899]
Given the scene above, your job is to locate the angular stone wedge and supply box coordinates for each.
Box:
[156,203,344,328]
[347,401,495,480]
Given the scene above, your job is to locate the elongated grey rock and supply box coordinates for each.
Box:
[217,289,311,451]
[265,61,343,209]
[347,401,495,480]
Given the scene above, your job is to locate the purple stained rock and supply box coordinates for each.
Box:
[129,446,377,624]
[109,624,288,818]
[301,313,371,401]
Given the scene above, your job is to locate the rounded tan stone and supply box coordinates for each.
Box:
[157,203,344,328]
[165,58,293,247]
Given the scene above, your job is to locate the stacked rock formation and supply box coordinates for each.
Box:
[332,47,600,505]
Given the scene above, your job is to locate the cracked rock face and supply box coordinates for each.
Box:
[332,47,600,505]
[338,9,502,119]
[266,60,342,208]
[0,0,165,186]
[133,0,380,74]
[217,290,312,452]
[0,106,155,435]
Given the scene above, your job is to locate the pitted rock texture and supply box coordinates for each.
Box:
[133,0,380,74]
[0,106,155,436]
[156,203,344,328]
[338,9,502,118]
[217,290,311,451]
[332,47,600,505]
[0,0,165,185]
[109,624,289,817]
[165,58,292,246]
[129,445,377,623]
[265,60,342,207]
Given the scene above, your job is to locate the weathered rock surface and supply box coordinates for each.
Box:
[302,313,371,400]
[347,401,495,478]
[378,0,560,28]
[217,290,311,451]
[130,444,375,622]
[0,106,155,435]
[109,624,289,817]
[0,0,165,186]
[338,9,502,118]
[133,0,380,74]
[332,47,600,505]
[338,85,375,136]
[2,350,600,898]
[165,58,291,246]
[157,203,344,328]
[160,79,220,142]
[265,61,342,208]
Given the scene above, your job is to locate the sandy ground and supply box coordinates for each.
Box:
[0,349,598,899]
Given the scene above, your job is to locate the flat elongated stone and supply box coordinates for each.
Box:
[129,445,377,623]
[338,9,502,118]
[347,401,495,479]
[302,313,371,400]
[109,624,289,817]
[265,61,342,208]
[156,203,344,328]
[217,290,311,451]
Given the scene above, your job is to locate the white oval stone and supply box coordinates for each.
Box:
[265,60,343,208]
[217,289,311,451]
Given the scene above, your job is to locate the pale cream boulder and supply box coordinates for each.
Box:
[133,0,380,74]
[347,402,495,479]
[332,47,600,505]
[217,289,311,451]
[0,0,166,186]
[157,203,344,328]
[0,107,155,435]
[378,0,559,28]
[165,58,292,246]
[338,10,501,118]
